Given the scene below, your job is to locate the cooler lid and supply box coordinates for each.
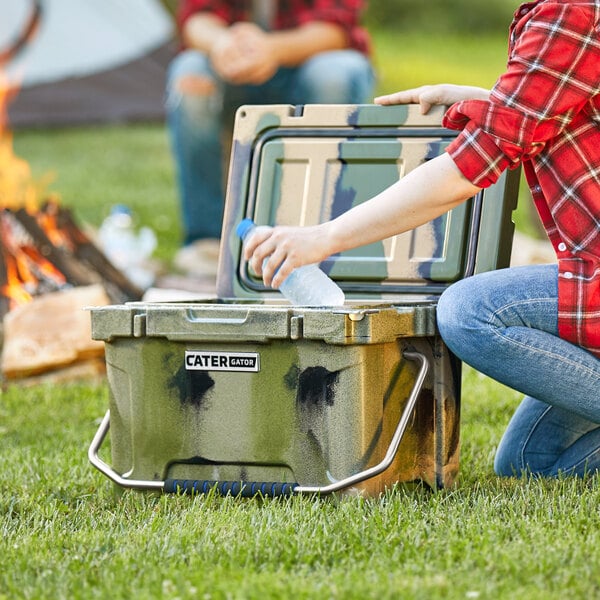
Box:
[217,104,519,301]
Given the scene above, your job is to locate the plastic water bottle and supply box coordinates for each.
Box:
[98,204,157,289]
[236,219,345,306]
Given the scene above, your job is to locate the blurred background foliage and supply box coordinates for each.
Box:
[364,1,516,34]
[160,0,517,35]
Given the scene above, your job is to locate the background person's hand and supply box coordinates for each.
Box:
[210,23,279,85]
[374,84,490,114]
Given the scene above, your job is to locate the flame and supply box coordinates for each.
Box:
[0,209,67,311]
[0,72,53,211]
[1,251,33,307]
[20,243,67,286]
[0,69,66,312]
[38,198,73,249]
[0,134,37,211]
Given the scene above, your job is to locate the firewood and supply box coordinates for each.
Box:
[1,284,110,379]
[53,204,143,301]
[13,207,98,287]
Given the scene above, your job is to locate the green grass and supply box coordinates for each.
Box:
[372,30,510,92]
[2,369,599,599]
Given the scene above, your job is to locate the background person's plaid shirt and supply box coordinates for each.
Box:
[176,0,371,55]
[443,0,600,358]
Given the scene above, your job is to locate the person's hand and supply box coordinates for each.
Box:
[242,224,334,289]
[374,84,490,114]
[208,27,246,81]
[210,23,279,85]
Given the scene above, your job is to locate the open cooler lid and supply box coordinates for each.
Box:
[217,104,520,301]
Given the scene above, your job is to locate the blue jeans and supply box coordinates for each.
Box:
[437,264,600,477]
[165,49,375,245]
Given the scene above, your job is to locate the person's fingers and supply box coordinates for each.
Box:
[418,99,433,114]
[261,247,289,288]
[243,228,271,261]
[248,241,271,275]
[270,259,293,289]
[420,88,447,110]
[374,87,426,105]
[374,86,437,114]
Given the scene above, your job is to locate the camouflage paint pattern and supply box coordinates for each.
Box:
[218,104,519,299]
[90,104,520,495]
[92,301,459,493]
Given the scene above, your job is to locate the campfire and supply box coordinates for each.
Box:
[0,74,142,383]
[0,199,143,320]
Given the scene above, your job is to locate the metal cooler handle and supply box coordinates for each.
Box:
[293,350,428,494]
[88,411,164,492]
[88,350,428,496]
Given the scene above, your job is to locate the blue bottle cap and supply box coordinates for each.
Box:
[236,218,256,240]
[111,204,132,216]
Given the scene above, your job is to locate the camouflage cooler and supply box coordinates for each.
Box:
[89,104,520,496]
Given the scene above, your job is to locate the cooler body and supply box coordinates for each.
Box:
[93,302,459,494]
[90,104,519,495]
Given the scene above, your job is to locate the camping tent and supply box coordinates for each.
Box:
[1,0,176,128]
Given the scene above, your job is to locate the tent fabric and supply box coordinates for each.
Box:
[7,42,177,128]
[1,0,176,128]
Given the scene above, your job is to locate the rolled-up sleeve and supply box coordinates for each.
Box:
[443,101,541,188]
[176,0,370,54]
[295,0,370,53]
[296,0,366,29]
[176,0,229,31]
[442,1,600,188]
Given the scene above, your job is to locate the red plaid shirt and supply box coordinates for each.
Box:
[444,0,600,358]
[176,0,371,55]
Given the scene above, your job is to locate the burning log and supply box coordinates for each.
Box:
[0,244,12,318]
[51,202,144,301]
[11,206,97,287]
[0,199,143,320]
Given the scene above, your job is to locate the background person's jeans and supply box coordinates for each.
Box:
[437,264,600,477]
[165,49,375,245]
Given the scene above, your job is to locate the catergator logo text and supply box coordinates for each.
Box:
[185,351,260,372]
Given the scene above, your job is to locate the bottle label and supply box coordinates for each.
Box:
[185,351,260,372]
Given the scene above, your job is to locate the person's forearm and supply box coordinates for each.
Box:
[244,153,481,289]
[183,15,347,65]
[325,153,481,255]
[181,13,228,52]
[268,22,348,67]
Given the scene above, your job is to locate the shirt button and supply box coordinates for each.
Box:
[558,242,567,252]
[564,271,573,279]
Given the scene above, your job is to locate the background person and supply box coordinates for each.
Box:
[165,0,374,278]
[243,0,600,478]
